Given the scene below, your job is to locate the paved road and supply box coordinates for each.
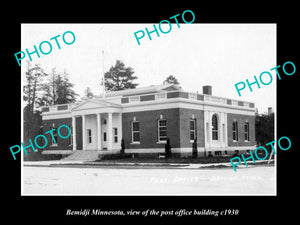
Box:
[22,165,275,195]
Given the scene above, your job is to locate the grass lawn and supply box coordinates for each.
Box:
[97,151,274,164]
[98,154,233,164]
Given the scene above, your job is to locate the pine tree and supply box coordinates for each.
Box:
[164,75,180,85]
[54,71,77,104]
[83,87,94,99]
[23,61,48,113]
[38,69,78,106]
[103,60,138,91]
[23,62,47,141]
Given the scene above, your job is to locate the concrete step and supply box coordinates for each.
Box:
[62,150,100,161]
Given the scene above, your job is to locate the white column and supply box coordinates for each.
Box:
[204,110,212,149]
[118,113,122,144]
[219,113,223,147]
[208,111,212,148]
[82,115,86,150]
[107,112,113,150]
[224,113,228,147]
[97,113,102,150]
[72,116,77,151]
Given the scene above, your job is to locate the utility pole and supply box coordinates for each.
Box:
[102,50,106,99]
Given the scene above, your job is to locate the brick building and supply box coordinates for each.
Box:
[41,84,256,158]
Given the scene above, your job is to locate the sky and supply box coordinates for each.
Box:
[21,23,276,113]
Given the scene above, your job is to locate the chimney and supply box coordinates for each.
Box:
[203,85,212,95]
[268,107,273,115]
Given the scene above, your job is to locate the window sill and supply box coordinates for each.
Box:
[50,144,58,147]
[130,142,140,145]
[156,141,167,144]
[233,140,239,142]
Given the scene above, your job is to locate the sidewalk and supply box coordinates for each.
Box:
[22,159,260,169]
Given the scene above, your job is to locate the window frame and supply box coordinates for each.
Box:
[212,114,218,141]
[233,121,239,142]
[87,129,92,143]
[50,123,58,147]
[103,132,107,142]
[189,119,197,143]
[113,127,118,143]
[244,121,249,141]
[157,119,167,143]
[131,121,140,144]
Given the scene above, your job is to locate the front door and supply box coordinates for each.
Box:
[86,128,97,150]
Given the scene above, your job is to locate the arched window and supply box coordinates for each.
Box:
[212,114,218,140]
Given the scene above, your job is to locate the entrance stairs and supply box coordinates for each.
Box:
[62,150,100,161]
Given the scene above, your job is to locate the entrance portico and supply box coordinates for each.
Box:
[71,99,122,152]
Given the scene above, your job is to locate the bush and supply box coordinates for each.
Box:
[100,153,132,160]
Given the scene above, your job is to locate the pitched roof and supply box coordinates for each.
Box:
[71,99,121,111]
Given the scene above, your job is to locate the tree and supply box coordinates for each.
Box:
[255,112,274,147]
[164,137,172,159]
[23,64,77,161]
[54,72,77,104]
[164,75,179,85]
[83,87,94,99]
[37,69,78,106]
[23,62,48,114]
[23,106,44,160]
[23,62,47,141]
[36,68,56,107]
[103,60,138,91]
[192,138,198,158]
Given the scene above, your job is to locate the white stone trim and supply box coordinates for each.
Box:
[72,99,121,110]
[122,98,255,116]
[42,95,254,120]
[42,112,72,120]
[71,107,121,116]
[124,148,165,154]
[205,146,256,151]
[42,150,73,155]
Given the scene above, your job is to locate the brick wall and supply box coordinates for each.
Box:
[122,108,180,149]
[227,113,256,147]
[42,118,72,150]
[122,108,205,151]
[179,108,205,148]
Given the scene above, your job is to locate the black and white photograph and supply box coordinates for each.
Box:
[21,23,276,195]
[4,4,298,224]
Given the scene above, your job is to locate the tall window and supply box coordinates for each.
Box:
[132,121,140,143]
[212,114,218,140]
[50,123,58,146]
[158,119,167,142]
[244,121,249,141]
[68,125,73,146]
[87,129,92,143]
[190,119,197,141]
[233,121,239,141]
[114,128,118,143]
